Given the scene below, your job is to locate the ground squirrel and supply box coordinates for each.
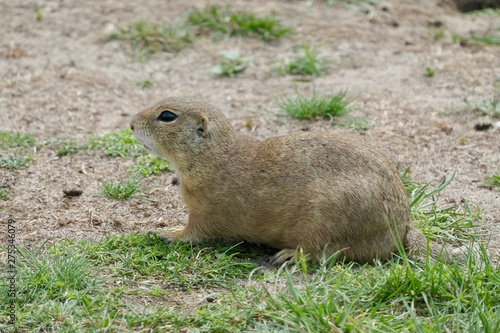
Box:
[130,97,462,264]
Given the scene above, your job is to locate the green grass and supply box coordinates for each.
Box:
[83,234,259,288]
[263,248,498,332]
[454,34,500,46]
[137,78,153,88]
[467,35,500,46]
[55,140,89,157]
[0,235,259,331]
[406,172,479,244]
[211,50,250,77]
[1,168,492,332]
[91,129,172,177]
[424,66,435,77]
[34,5,43,21]
[428,27,446,40]
[16,244,98,300]
[466,8,500,15]
[480,173,500,188]
[0,132,36,149]
[0,132,36,169]
[1,215,494,332]
[474,98,500,117]
[128,154,172,177]
[400,166,419,193]
[1,130,169,176]
[100,177,145,200]
[0,188,9,200]
[276,45,329,76]
[90,129,147,159]
[108,6,290,61]
[107,20,192,60]
[278,91,353,120]
[401,167,479,245]
[401,167,480,245]
[187,5,290,41]
[0,155,33,169]
[464,77,500,117]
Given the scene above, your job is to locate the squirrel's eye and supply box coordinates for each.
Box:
[157,110,178,122]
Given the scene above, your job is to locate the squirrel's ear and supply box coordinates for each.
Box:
[196,115,209,137]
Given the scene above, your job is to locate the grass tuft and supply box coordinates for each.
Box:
[55,140,89,157]
[428,27,446,40]
[474,98,500,117]
[90,129,147,159]
[277,91,353,120]
[100,177,145,200]
[400,166,419,193]
[0,188,9,200]
[0,132,36,149]
[107,20,192,59]
[464,78,500,117]
[454,33,500,46]
[128,154,172,177]
[16,245,98,303]
[211,50,250,77]
[466,35,500,46]
[404,170,479,244]
[137,78,153,88]
[480,173,500,188]
[34,5,43,21]
[424,66,435,77]
[187,5,290,41]
[275,45,329,76]
[0,155,33,169]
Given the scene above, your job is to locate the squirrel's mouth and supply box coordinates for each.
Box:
[142,142,159,156]
[132,132,152,151]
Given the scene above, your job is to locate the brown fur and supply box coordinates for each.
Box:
[130,97,462,264]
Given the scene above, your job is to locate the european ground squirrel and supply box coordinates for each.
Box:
[130,97,463,264]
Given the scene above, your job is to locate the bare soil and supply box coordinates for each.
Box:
[1,0,499,263]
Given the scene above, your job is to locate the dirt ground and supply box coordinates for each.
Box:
[1,0,499,264]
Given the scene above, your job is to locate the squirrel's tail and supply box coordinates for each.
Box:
[404,226,465,262]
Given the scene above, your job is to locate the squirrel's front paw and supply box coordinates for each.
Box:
[149,226,186,243]
[271,248,297,265]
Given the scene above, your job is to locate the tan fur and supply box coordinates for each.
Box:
[130,97,463,264]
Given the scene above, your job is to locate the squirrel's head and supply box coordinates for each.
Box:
[130,97,234,172]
